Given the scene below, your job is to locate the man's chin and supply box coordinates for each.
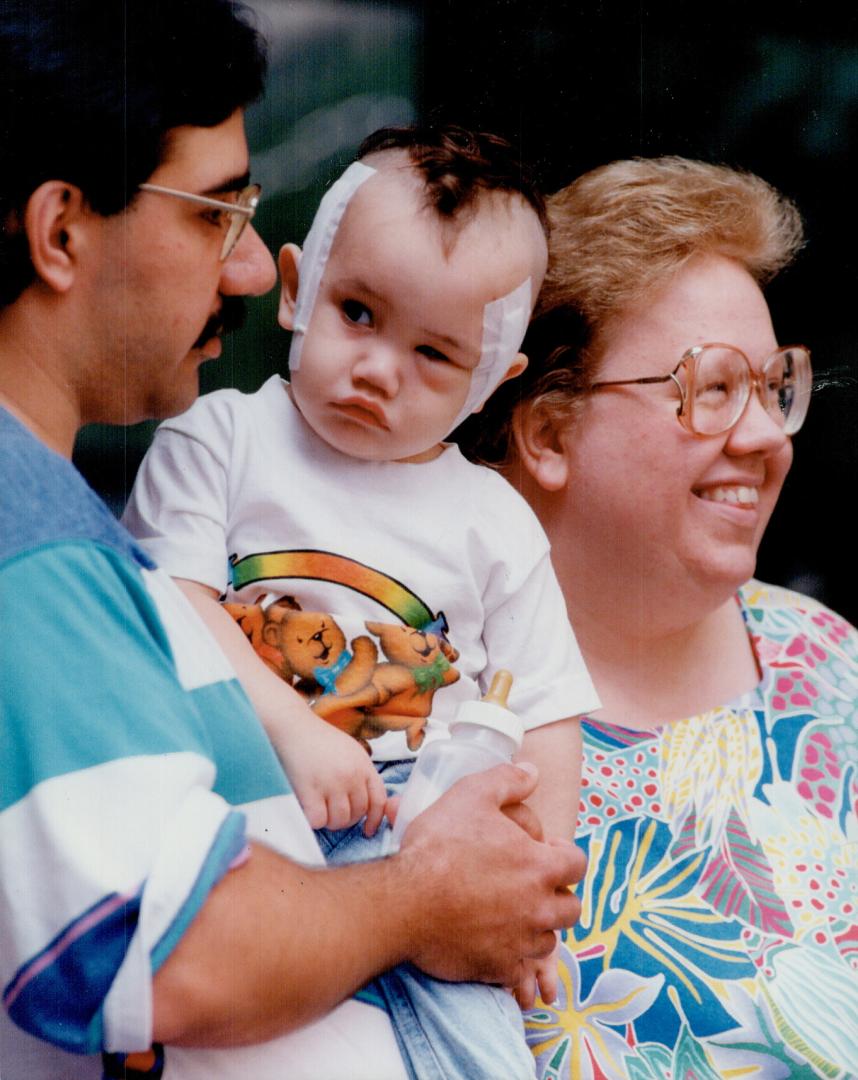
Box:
[148,370,203,422]
[197,336,223,362]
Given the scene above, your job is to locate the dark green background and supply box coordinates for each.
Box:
[74,1,858,624]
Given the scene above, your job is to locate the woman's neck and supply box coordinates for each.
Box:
[566,574,760,734]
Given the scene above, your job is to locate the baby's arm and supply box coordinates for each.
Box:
[517,715,582,842]
[176,578,388,835]
[513,715,582,1007]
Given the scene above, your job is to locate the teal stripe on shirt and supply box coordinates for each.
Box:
[0,542,291,811]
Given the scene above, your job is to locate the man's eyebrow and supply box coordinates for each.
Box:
[202,170,251,196]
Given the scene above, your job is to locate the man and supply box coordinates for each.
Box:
[0,2,584,1077]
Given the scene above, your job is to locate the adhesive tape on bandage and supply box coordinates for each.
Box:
[448,275,532,433]
[288,161,377,371]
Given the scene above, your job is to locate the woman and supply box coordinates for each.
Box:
[469,158,858,1079]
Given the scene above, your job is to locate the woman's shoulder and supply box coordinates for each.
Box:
[741,579,854,625]
[740,578,858,662]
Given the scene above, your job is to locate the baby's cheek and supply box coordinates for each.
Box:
[422,363,471,400]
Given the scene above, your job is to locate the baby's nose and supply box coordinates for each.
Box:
[352,344,401,396]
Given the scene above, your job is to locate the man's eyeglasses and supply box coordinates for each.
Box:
[138,182,262,260]
[590,343,812,437]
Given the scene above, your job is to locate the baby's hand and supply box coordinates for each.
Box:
[268,714,388,836]
[511,932,561,1011]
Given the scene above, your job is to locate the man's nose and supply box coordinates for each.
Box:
[219,224,277,297]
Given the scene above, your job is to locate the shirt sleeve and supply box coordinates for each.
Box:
[0,542,249,1055]
[482,547,601,729]
[122,397,236,596]
[473,470,601,729]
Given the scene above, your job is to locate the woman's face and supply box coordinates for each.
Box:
[539,255,794,598]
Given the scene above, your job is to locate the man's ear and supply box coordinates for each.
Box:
[511,397,570,492]
[23,181,88,294]
[277,243,301,330]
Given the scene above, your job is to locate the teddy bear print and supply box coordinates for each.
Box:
[224,601,459,751]
[312,622,460,751]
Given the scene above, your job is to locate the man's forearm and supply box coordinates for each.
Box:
[152,763,584,1047]
[152,842,414,1046]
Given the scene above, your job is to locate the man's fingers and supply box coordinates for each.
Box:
[512,970,537,1011]
[501,800,544,842]
[555,838,587,885]
[530,926,564,961]
[537,964,559,1008]
[549,886,581,933]
[449,761,539,810]
[535,937,560,1006]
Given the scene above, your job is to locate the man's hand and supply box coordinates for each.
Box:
[396,763,585,988]
[511,930,560,1010]
[152,763,585,1046]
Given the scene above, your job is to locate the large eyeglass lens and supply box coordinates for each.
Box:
[763,346,812,435]
[689,346,749,435]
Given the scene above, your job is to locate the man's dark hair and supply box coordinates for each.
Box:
[357,124,548,238]
[0,0,267,307]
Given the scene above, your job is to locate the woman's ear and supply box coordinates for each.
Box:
[23,181,87,294]
[512,398,570,492]
[277,243,301,330]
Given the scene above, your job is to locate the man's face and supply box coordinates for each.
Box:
[77,109,276,425]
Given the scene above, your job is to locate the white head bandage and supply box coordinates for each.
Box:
[289,161,377,371]
[288,160,533,433]
[448,275,532,432]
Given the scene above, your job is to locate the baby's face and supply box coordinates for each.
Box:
[288,167,544,463]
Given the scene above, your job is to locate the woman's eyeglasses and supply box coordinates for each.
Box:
[138,182,262,260]
[590,343,812,436]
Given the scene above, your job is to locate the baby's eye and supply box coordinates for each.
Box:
[416,344,451,363]
[342,299,372,326]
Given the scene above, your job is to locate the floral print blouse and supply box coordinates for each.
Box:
[526,581,858,1080]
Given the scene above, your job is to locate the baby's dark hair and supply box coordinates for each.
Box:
[357,123,548,237]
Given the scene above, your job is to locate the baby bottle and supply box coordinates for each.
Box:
[387,669,524,853]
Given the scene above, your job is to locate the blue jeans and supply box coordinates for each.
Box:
[316,760,536,1080]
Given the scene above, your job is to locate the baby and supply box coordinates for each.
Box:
[124,124,600,1078]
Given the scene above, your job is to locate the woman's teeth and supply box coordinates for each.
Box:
[699,485,759,506]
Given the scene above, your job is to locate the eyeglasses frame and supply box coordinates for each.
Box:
[138,182,262,260]
[589,341,812,437]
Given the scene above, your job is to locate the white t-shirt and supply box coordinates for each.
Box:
[124,376,599,760]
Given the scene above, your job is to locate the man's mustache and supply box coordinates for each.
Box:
[193,296,247,349]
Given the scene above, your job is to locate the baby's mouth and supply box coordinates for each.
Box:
[333,398,389,430]
[696,484,760,509]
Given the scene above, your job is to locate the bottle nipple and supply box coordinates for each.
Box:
[450,669,523,748]
[482,669,513,709]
